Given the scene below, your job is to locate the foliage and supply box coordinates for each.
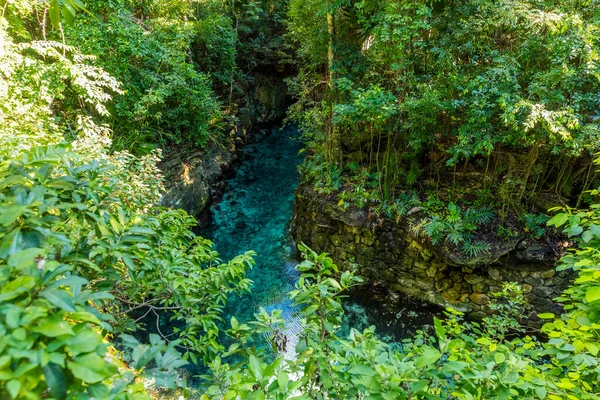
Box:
[521,213,550,239]
[68,1,223,150]
[290,0,600,235]
[413,202,494,256]
[0,8,255,397]
[199,233,600,399]
[5,1,600,400]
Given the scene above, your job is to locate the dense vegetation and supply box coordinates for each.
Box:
[288,0,600,254]
[2,0,600,399]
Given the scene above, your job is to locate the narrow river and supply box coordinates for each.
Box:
[201,125,440,344]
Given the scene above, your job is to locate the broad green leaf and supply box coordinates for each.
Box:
[348,365,376,376]
[548,213,568,227]
[43,363,67,400]
[67,353,115,384]
[586,287,600,303]
[248,355,262,379]
[49,0,61,29]
[7,248,43,268]
[0,205,26,226]
[67,330,102,355]
[41,289,76,312]
[32,317,75,337]
[415,347,441,368]
[6,379,20,399]
[535,387,547,400]
[494,353,506,364]
[277,371,289,389]
[537,313,555,319]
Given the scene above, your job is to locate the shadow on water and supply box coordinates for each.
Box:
[199,125,442,344]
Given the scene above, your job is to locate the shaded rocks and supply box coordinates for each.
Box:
[291,184,574,324]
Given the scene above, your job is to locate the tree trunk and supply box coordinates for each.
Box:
[326,8,341,167]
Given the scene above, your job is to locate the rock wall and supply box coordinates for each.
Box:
[159,126,247,224]
[291,185,572,323]
[159,71,291,223]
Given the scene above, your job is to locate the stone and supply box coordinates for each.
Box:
[443,289,461,303]
[532,286,554,298]
[361,267,379,279]
[488,268,501,280]
[414,269,429,279]
[541,270,556,279]
[524,276,543,286]
[415,261,429,270]
[291,183,567,323]
[347,243,356,254]
[330,235,344,246]
[436,279,453,292]
[472,283,487,293]
[361,230,376,246]
[465,274,484,284]
[426,266,438,278]
[380,269,396,283]
[450,270,463,283]
[470,293,490,306]
[544,277,560,287]
[434,271,446,282]
[526,294,554,309]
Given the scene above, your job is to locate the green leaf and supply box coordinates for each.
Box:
[69,311,103,326]
[348,365,376,376]
[494,353,506,364]
[49,0,61,29]
[590,224,600,238]
[537,313,555,319]
[43,363,67,400]
[41,289,76,312]
[6,379,20,399]
[61,2,76,25]
[248,355,262,379]
[277,371,289,389]
[32,317,75,337]
[67,330,102,355]
[411,379,430,392]
[535,386,547,400]
[0,205,26,226]
[582,230,594,242]
[7,248,43,268]
[67,353,115,384]
[548,213,568,227]
[415,347,441,368]
[566,225,583,237]
[585,287,600,303]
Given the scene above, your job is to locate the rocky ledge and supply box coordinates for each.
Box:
[158,70,291,224]
[159,125,271,225]
[291,185,573,324]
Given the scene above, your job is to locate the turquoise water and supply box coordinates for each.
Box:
[200,125,302,325]
[201,125,441,342]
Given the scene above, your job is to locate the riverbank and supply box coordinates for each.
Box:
[292,184,573,324]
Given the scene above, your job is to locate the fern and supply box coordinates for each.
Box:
[446,202,462,224]
[447,230,466,245]
[424,217,447,244]
[410,218,427,237]
[462,240,489,257]
[464,206,495,226]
